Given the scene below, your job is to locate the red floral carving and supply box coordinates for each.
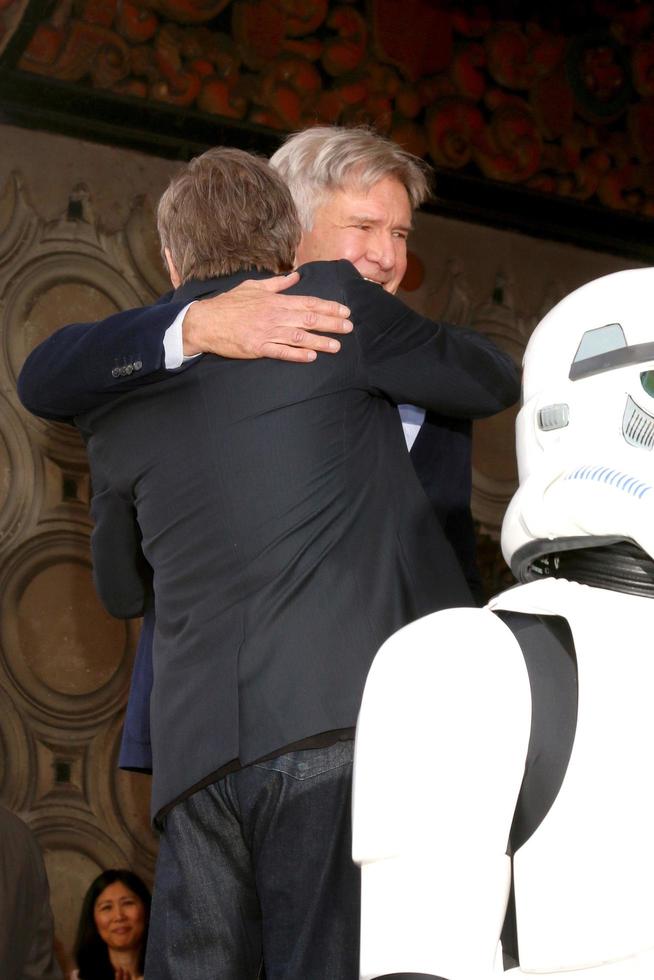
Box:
[426,97,484,169]
[451,7,491,39]
[474,105,542,183]
[633,40,654,98]
[152,24,203,105]
[7,0,654,217]
[21,24,65,66]
[451,43,486,102]
[79,0,117,29]
[198,76,247,116]
[370,0,452,81]
[261,56,321,125]
[390,119,427,158]
[485,25,565,91]
[145,0,232,25]
[530,64,574,139]
[21,20,130,87]
[321,7,366,77]
[115,3,158,44]
[598,162,646,210]
[281,0,327,38]
[581,43,625,103]
[232,0,286,70]
[628,101,654,163]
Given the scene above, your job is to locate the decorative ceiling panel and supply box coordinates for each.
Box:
[1,0,653,259]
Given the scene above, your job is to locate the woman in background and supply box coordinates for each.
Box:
[71,869,150,980]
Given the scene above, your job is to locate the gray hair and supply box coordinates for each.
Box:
[269,126,432,230]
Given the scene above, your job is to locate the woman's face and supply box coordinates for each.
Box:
[93,881,146,953]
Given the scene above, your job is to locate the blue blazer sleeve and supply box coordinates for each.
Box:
[118,602,154,773]
[16,293,188,423]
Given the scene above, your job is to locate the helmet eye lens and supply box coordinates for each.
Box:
[641,371,654,397]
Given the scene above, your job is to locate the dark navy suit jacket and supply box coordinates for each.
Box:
[18,264,515,784]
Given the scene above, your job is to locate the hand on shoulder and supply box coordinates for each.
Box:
[182,271,352,362]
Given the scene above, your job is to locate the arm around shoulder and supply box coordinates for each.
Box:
[344,267,520,417]
[17,296,183,423]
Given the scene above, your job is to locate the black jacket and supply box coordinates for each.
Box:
[26,261,520,815]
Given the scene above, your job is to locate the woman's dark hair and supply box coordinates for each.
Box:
[74,869,151,980]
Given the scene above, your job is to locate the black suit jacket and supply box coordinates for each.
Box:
[411,413,482,600]
[69,260,518,817]
[17,266,484,602]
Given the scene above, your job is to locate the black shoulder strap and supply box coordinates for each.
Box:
[495,610,578,968]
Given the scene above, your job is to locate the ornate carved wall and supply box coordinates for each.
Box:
[0,121,643,964]
[0,136,169,966]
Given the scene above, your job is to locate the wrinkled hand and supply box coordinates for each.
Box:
[182,271,353,363]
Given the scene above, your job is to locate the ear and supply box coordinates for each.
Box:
[164,247,182,288]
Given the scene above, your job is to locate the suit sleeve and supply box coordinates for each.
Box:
[90,487,153,618]
[342,263,520,417]
[16,295,187,424]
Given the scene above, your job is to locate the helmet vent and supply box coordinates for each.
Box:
[538,403,569,431]
[622,395,654,450]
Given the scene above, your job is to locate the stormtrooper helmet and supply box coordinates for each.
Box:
[502,267,654,581]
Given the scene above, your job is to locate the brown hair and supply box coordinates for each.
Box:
[157,147,301,283]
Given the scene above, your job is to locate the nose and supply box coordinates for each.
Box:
[366,230,395,271]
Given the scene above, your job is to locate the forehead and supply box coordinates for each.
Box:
[95,881,137,904]
[327,176,412,222]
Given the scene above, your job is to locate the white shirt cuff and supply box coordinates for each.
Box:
[163,302,201,368]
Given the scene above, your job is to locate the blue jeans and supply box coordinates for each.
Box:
[145,740,359,979]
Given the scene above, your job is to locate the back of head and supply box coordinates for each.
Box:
[157,147,301,284]
[502,267,654,580]
[270,125,431,230]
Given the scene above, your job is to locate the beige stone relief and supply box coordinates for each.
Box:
[0,171,163,960]
[400,214,642,596]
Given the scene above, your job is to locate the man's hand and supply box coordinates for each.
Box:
[182,271,353,362]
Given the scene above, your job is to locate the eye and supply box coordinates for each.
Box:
[641,371,654,397]
[392,230,409,240]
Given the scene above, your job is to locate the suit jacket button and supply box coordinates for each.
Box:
[111,367,121,378]
[133,360,142,371]
[125,364,133,375]
[120,366,128,376]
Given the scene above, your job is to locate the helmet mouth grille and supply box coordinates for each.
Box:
[623,395,654,450]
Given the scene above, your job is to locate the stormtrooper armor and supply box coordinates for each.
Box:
[352,267,654,979]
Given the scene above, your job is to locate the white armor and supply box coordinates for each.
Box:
[352,268,654,979]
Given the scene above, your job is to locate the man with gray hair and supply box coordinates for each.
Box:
[21,127,483,599]
[20,127,487,777]
[18,131,518,979]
